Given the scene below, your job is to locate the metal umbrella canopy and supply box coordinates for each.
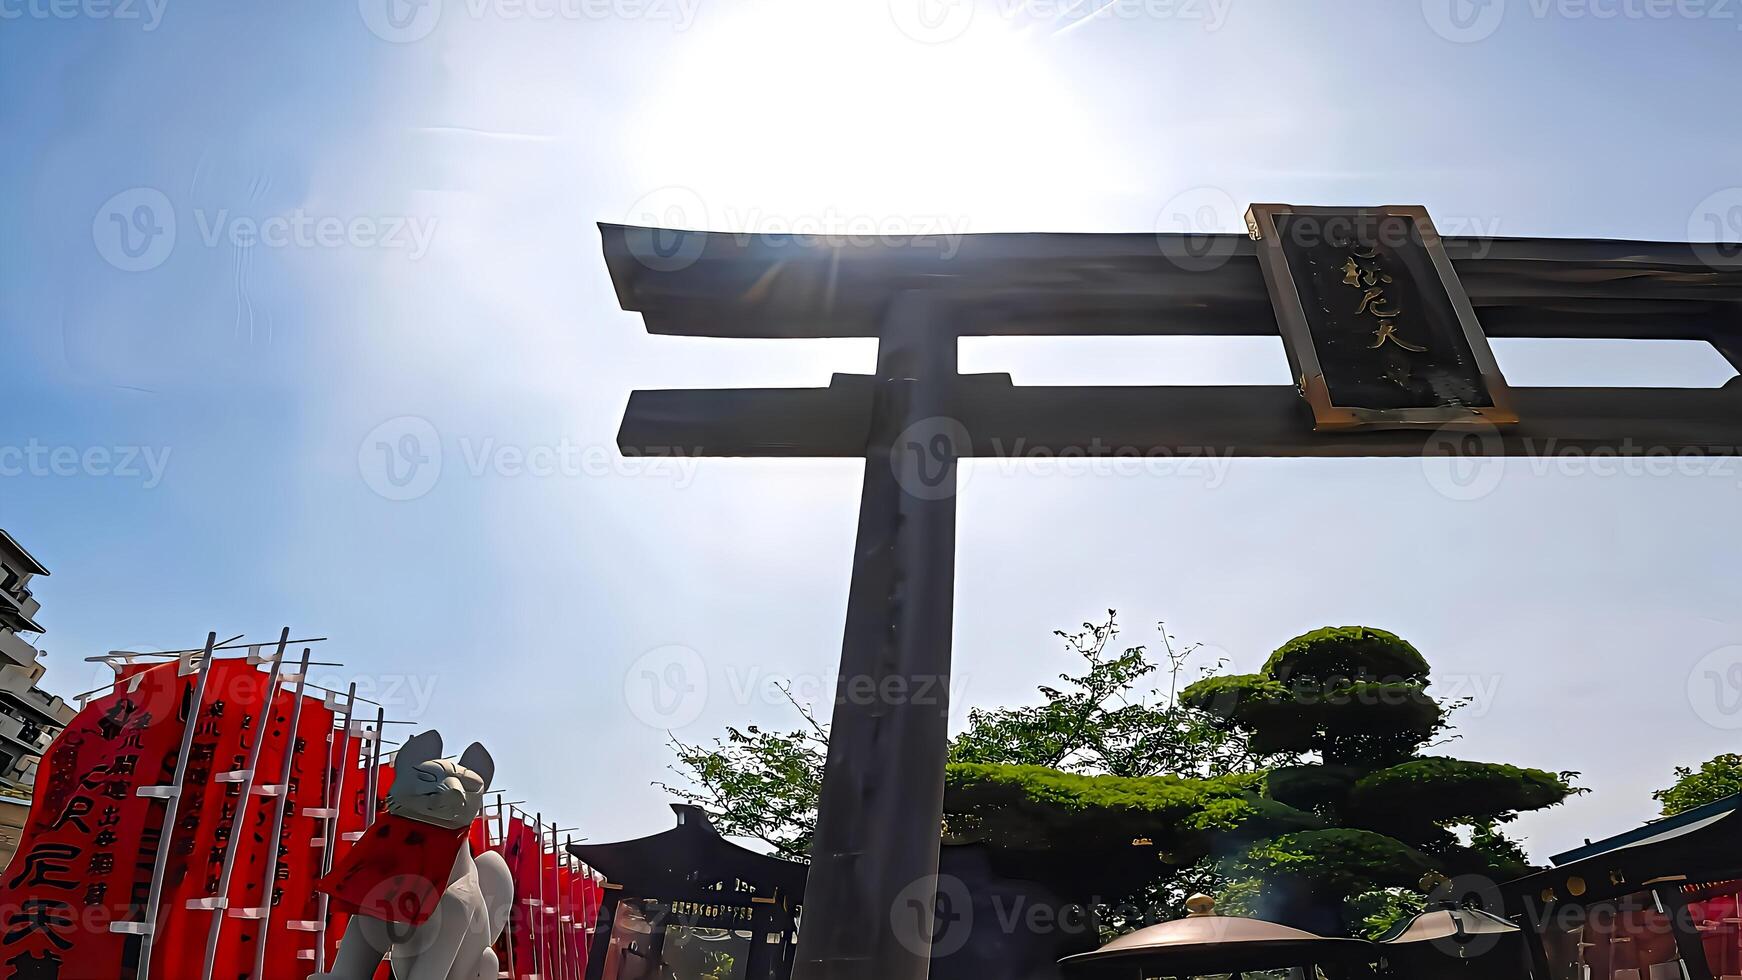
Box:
[1058,896,1377,978]
[1377,906,1519,950]
[1374,903,1530,980]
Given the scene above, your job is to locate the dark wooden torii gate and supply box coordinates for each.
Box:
[600,219,1742,980]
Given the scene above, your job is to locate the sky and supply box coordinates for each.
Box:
[2,0,1741,867]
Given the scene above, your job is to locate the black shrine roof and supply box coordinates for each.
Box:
[568,804,809,902]
[1551,792,1741,865]
[1502,798,1742,910]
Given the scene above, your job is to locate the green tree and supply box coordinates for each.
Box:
[661,612,1286,875]
[949,615,1277,778]
[659,682,825,860]
[1182,626,1582,932]
[1653,753,1742,816]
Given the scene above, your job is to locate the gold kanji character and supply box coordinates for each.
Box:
[1355,288,1402,319]
[1369,320,1427,352]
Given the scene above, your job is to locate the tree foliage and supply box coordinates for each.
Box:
[661,618,1581,937]
[1185,626,1582,929]
[948,615,1273,778]
[662,612,1279,869]
[658,683,824,860]
[1653,753,1742,816]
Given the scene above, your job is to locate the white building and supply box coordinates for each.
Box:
[0,530,77,788]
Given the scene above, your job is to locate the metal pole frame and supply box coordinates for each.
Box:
[563,836,580,980]
[536,811,548,980]
[499,796,517,978]
[554,829,572,980]
[247,648,314,980]
[363,705,385,829]
[312,681,359,973]
[128,630,219,980]
[195,627,291,980]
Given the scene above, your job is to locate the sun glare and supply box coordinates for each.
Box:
[628,0,1121,231]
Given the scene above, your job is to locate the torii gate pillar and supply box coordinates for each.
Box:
[794,291,960,980]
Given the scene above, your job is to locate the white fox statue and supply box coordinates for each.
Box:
[312,730,514,980]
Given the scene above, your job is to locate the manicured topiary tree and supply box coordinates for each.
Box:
[941,763,1320,902]
[1182,626,1581,933]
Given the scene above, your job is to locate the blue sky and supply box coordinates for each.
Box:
[3,0,1741,864]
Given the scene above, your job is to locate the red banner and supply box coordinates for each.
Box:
[541,846,562,979]
[258,687,336,980]
[321,730,369,969]
[557,865,578,980]
[0,661,197,980]
[151,659,276,980]
[502,818,542,980]
[571,867,602,978]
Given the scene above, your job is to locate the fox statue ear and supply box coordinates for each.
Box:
[459,742,495,791]
[398,730,444,769]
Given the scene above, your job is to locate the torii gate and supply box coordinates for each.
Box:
[600,209,1742,980]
